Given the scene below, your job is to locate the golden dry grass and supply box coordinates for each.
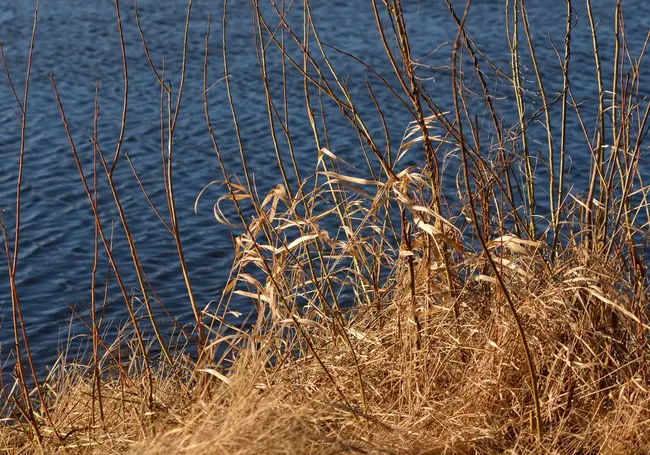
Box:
[3,1,650,454]
[4,234,650,454]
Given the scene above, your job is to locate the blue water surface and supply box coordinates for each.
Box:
[1,0,648,372]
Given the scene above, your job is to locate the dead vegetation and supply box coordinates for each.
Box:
[2,0,650,453]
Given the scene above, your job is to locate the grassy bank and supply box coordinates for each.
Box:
[3,242,650,454]
[5,244,650,454]
[2,0,650,453]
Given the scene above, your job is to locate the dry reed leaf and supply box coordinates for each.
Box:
[276,219,307,232]
[319,170,384,187]
[586,285,650,329]
[414,218,464,252]
[397,135,445,163]
[412,205,460,232]
[194,179,221,215]
[284,234,320,252]
[199,369,231,385]
[397,113,451,163]
[494,257,532,279]
[224,191,250,201]
[213,199,238,227]
[402,112,450,141]
[223,273,263,296]
[309,206,340,224]
[205,333,248,349]
[345,328,379,345]
[233,290,272,304]
[569,193,591,212]
[487,235,541,255]
[318,147,352,167]
[223,278,238,294]
[259,185,287,223]
[563,276,598,284]
[476,274,497,284]
[256,234,319,256]
[280,318,327,331]
[237,273,265,291]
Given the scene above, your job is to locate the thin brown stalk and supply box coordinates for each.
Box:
[451,0,543,439]
[508,0,536,239]
[50,74,154,406]
[520,0,555,241]
[585,0,606,238]
[91,80,105,425]
[93,139,174,367]
[109,0,128,175]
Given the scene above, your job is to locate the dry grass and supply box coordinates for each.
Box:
[3,0,650,453]
[5,241,650,454]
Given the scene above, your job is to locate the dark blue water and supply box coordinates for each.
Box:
[1,0,648,372]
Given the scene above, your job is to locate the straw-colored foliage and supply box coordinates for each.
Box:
[4,240,650,454]
[2,0,650,454]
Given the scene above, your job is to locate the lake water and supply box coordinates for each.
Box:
[1,0,648,372]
